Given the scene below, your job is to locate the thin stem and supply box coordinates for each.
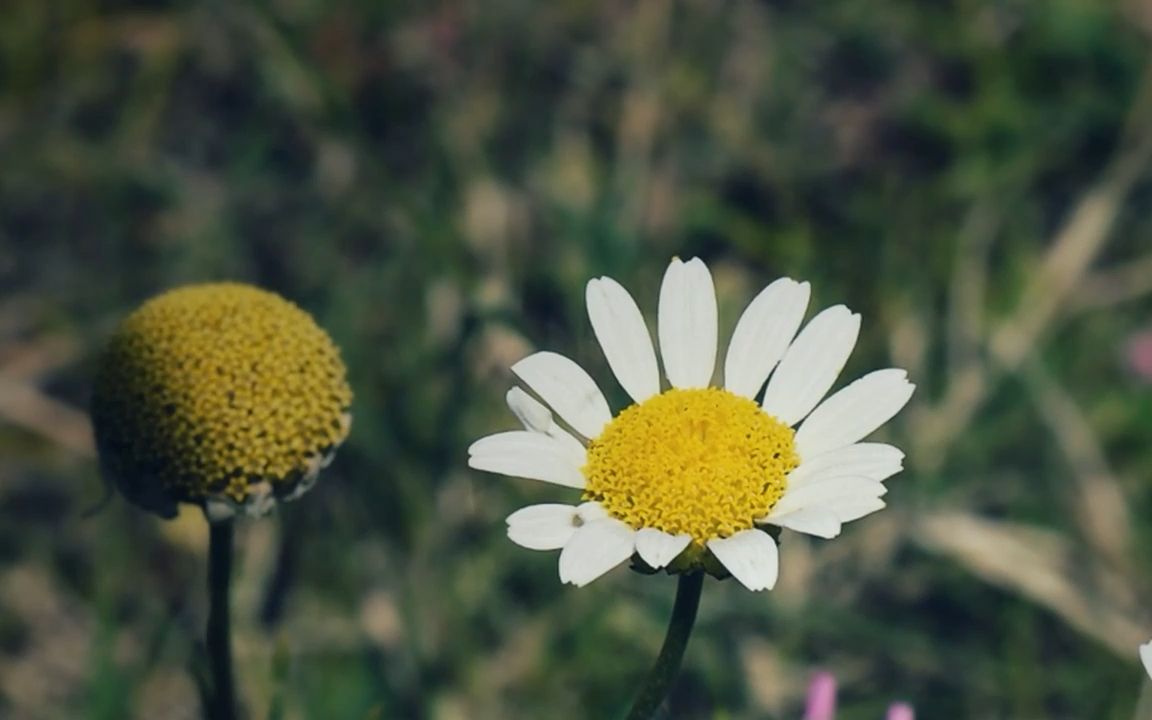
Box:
[206,520,238,720]
[625,572,705,720]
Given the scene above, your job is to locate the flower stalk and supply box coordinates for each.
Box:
[206,520,238,720]
[625,572,705,720]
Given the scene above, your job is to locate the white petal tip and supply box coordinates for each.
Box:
[707,530,779,592]
[763,508,843,539]
[557,519,636,587]
[510,351,612,438]
[659,256,718,389]
[635,528,692,569]
[586,274,660,403]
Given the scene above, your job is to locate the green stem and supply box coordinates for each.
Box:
[206,520,238,720]
[625,572,705,720]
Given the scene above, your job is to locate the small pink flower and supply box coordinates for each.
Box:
[803,672,837,720]
[803,671,915,720]
[1124,329,1152,382]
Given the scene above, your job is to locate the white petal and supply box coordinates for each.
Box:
[467,453,585,489]
[511,351,613,439]
[768,477,886,517]
[586,277,661,403]
[468,431,586,488]
[723,278,811,399]
[506,387,552,433]
[763,507,842,539]
[558,518,637,586]
[825,496,887,523]
[707,529,779,591]
[575,500,610,522]
[548,429,590,466]
[658,257,718,388]
[761,305,860,426]
[795,369,915,458]
[505,387,588,462]
[469,430,586,467]
[788,443,905,488]
[506,504,583,550]
[634,528,692,569]
[1140,641,1152,679]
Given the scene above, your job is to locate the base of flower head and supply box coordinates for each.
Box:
[630,526,783,581]
[203,421,349,523]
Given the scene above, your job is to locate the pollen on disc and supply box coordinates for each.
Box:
[90,283,353,518]
[582,387,798,544]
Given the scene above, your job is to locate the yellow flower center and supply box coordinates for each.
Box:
[583,387,798,545]
[91,283,352,518]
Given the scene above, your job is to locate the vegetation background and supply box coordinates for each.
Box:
[2,0,1152,717]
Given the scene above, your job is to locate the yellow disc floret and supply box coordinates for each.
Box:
[583,388,798,545]
[91,283,352,519]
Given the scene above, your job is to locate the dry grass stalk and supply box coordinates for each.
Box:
[912,512,1147,658]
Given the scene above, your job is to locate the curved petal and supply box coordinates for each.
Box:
[505,387,588,461]
[634,528,692,569]
[506,504,582,550]
[1141,641,1152,679]
[506,386,552,433]
[468,431,586,488]
[723,278,810,399]
[788,443,905,489]
[511,351,612,439]
[658,257,718,388]
[795,369,915,459]
[761,305,860,426]
[558,518,636,586]
[587,277,660,403]
[768,477,885,517]
[763,507,842,539]
[707,529,779,591]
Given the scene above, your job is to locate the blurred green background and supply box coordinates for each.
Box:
[2,0,1152,717]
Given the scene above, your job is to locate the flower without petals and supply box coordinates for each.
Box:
[92,284,352,520]
[469,258,914,591]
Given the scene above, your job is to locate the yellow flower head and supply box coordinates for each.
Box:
[91,283,352,520]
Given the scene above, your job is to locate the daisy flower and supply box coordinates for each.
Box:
[469,257,914,591]
[1141,641,1152,679]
